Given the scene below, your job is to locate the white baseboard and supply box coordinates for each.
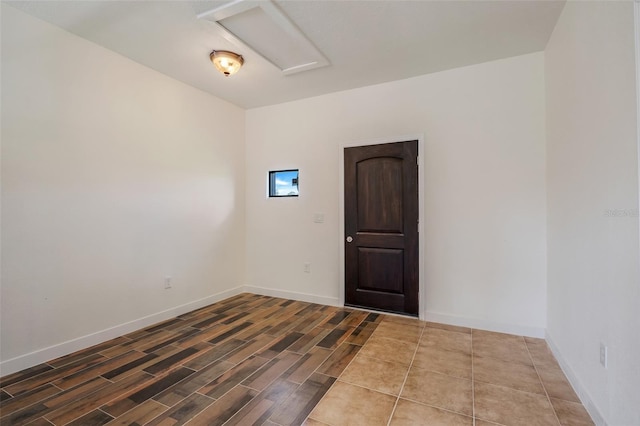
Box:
[423,310,546,338]
[0,286,245,377]
[242,285,341,307]
[0,286,546,377]
[546,332,607,426]
[241,287,544,338]
[241,288,545,339]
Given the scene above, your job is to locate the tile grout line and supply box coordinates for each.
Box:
[97,407,115,423]
[336,377,408,401]
[103,390,178,425]
[128,306,266,424]
[524,339,562,426]
[270,309,360,426]
[299,316,369,383]
[395,394,476,418]
[386,321,426,426]
[55,373,168,426]
[2,388,16,398]
[297,314,385,425]
[184,390,219,426]
[186,300,284,426]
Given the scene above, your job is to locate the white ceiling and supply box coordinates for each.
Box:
[6,0,565,109]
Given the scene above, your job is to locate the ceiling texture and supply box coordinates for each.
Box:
[6,0,566,109]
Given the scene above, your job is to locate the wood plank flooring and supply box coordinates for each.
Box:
[0,294,369,425]
[0,293,594,425]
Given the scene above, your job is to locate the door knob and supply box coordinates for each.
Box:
[346,236,353,243]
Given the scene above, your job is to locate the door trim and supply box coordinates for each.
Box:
[338,134,426,319]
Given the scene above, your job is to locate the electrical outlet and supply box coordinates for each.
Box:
[600,343,608,368]
[304,262,311,273]
[164,276,172,289]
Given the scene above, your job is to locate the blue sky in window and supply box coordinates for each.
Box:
[275,170,299,196]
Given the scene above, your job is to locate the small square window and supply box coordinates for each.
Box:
[269,169,299,197]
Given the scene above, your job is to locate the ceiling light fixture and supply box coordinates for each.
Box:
[210,50,244,77]
[198,1,328,76]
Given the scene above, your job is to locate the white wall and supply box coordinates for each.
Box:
[5,10,637,426]
[545,2,640,425]
[0,5,246,374]
[245,52,547,336]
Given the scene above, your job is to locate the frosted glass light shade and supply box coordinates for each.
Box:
[210,50,244,76]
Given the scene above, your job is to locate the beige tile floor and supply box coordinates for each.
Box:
[306,315,594,426]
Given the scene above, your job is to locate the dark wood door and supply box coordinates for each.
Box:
[344,140,419,316]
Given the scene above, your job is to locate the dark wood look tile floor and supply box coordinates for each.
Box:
[0,293,594,426]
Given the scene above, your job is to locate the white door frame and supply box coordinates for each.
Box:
[338,134,426,319]
[635,1,640,246]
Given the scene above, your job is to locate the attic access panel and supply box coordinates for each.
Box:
[198,0,329,75]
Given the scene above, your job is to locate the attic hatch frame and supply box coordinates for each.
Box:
[197,0,330,75]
